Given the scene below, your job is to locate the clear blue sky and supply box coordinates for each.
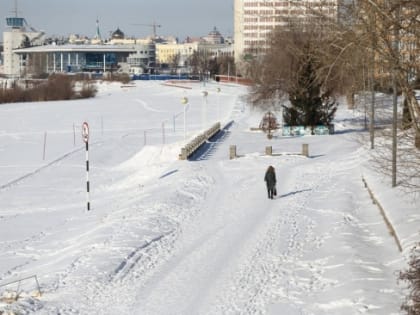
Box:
[1,0,233,41]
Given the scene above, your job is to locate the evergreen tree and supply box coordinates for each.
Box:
[283,52,337,133]
[319,93,338,127]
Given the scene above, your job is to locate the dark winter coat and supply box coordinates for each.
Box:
[264,166,276,189]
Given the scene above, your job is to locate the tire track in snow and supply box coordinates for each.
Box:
[37,164,214,314]
[110,228,178,283]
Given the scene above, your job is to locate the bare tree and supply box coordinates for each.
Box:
[168,53,181,75]
[346,0,420,194]
[247,17,356,104]
[245,0,420,191]
[352,0,420,147]
[399,243,420,314]
[26,52,48,78]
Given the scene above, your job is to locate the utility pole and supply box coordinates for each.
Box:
[369,11,376,150]
[392,73,397,187]
[370,59,375,150]
[391,1,400,187]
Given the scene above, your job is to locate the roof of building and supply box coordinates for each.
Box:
[12,44,138,54]
[111,28,125,39]
[208,27,222,36]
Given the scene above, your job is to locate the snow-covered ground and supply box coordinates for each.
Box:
[0,80,418,314]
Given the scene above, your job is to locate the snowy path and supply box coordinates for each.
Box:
[133,159,280,314]
[126,136,401,314]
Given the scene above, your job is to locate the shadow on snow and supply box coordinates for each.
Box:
[280,189,312,198]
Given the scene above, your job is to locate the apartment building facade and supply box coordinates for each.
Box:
[234,0,339,64]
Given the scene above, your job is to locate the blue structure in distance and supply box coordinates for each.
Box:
[131,74,190,80]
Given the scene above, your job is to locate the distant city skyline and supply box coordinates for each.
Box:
[1,0,233,42]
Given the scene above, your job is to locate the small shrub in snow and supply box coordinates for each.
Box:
[400,244,420,314]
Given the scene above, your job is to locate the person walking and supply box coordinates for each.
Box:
[264,165,276,199]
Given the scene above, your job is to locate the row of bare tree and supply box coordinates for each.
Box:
[0,74,97,104]
[245,0,419,185]
[166,51,235,78]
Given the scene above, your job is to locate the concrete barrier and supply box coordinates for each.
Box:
[362,177,402,252]
[229,144,309,158]
[302,144,309,157]
[179,122,221,160]
[229,145,237,159]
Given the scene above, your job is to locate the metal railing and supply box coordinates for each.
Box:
[0,275,42,302]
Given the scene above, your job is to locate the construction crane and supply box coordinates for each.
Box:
[131,21,161,39]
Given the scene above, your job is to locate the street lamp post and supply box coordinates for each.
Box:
[202,90,208,130]
[216,87,221,122]
[181,96,188,140]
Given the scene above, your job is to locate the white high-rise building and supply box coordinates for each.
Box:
[234,0,339,64]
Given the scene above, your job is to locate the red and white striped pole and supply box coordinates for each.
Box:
[82,122,90,211]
